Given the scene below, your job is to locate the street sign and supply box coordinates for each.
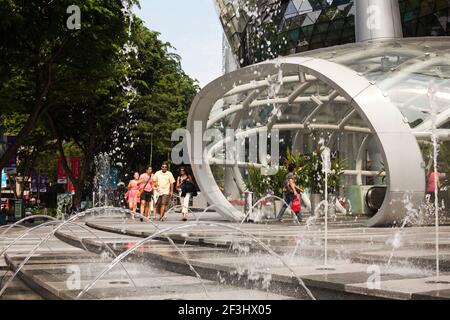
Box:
[57,158,68,184]
[39,173,48,193]
[31,172,47,193]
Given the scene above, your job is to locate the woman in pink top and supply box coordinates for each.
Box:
[127,172,140,217]
[139,166,154,219]
[426,168,441,203]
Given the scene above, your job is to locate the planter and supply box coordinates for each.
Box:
[301,190,312,213]
[273,199,284,219]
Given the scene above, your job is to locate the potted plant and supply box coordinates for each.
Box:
[284,149,313,212]
[244,165,268,199]
[266,166,288,217]
[294,148,346,215]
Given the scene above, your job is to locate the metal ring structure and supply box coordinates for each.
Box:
[187,56,425,227]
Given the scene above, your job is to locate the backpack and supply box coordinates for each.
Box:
[291,197,301,213]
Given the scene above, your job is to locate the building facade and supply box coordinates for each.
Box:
[215,0,450,67]
[186,0,450,227]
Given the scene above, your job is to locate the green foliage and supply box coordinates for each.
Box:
[245,166,269,198]
[266,166,288,198]
[0,1,198,208]
[285,148,346,194]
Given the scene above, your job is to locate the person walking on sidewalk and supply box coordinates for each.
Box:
[276,163,303,223]
[154,162,175,221]
[139,166,154,219]
[127,172,140,217]
[176,166,196,221]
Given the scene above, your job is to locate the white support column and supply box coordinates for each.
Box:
[355,0,403,42]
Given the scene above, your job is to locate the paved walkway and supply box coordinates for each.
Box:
[81,213,450,300]
[0,223,291,300]
[1,210,450,300]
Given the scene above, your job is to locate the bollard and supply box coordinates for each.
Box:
[244,191,254,222]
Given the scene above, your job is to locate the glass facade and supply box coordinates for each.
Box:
[190,0,450,226]
[215,0,450,67]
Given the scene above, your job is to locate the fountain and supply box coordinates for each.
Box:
[75,221,316,300]
[428,80,441,282]
[93,153,113,207]
[0,209,140,297]
[318,139,334,271]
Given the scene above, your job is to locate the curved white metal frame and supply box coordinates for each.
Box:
[187,56,425,227]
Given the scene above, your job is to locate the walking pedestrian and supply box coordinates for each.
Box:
[154,162,175,221]
[426,167,441,204]
[276,163,303,223]
[139,166,154,219]
[127,172,140,217]
[176,166,196,221]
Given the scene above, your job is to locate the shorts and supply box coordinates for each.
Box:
[156,194,170,207]
[141,191,153,202]
[426,192,436,203]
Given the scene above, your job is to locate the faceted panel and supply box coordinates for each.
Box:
[215,0,450,68]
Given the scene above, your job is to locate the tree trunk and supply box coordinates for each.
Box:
[73,119,97,209]
[0,101,44,173]
[46,113,97,210]
[0,63,54,173]
[73,151,94,209]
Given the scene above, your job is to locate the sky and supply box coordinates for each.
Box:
[135,0,224,88]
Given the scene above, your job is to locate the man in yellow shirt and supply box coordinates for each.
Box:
[153,162,175,221]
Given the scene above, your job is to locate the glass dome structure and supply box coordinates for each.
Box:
[187,38,450,227]
[214,0,450,67]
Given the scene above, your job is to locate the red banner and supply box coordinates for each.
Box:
[57,157,81,192]
[68,157,81,193]
[71,157,81,179]
[57,158,68,184]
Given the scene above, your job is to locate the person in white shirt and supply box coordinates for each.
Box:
[153,162,175,221]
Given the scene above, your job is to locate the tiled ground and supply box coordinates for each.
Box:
[1,211,450,300]
[0,225,292,300]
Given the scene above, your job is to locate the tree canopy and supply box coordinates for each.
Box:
[0,0,199,208]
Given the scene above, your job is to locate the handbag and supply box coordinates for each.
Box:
[137,176,152,199]
[291,197,301,213]
[181,179,197,197]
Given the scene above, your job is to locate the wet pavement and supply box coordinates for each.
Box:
[1,210,450,300]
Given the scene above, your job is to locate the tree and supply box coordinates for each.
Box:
[124,20,199,171]
[0,0,138,173]
[1,1,199,209]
